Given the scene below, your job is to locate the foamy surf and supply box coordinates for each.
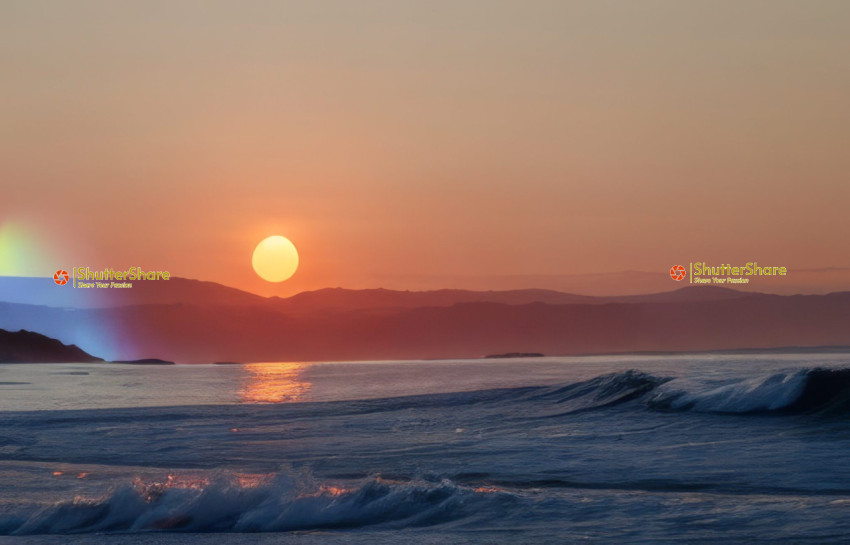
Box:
[2,472,514,535]
[4,355,850,542]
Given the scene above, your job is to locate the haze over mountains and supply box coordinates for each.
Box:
[0,277,848,363]
[0,276,750,310]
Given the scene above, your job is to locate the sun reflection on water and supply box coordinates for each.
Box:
[239,362,311,403]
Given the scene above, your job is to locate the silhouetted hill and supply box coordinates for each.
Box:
[0,276,267,309]
[0,329,103,363]
[0,276,753,312]
[274,285,752,313]
[611,285,752,304]
[272,287,600,314]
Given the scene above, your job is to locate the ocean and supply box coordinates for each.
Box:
[2,353,850,544]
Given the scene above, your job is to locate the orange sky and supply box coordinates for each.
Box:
[2,1,849,296]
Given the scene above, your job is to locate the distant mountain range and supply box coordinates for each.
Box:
[0,276,751,309]
[0,277,848,363]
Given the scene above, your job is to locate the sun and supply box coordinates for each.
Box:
[252,236,299,282]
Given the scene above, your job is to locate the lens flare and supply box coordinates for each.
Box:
[0,221,53,277]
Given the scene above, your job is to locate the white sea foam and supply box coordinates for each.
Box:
[4,473,513,535]
[648,371,809,413]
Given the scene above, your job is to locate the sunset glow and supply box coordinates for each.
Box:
[2,2,847,297]
[1,3,849,542]
[239,362,310,403]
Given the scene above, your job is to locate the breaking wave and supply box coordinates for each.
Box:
[1,472,515,535]
[525,370,669,415]
[499,367,850,416]
[647,368,850,414]
[488,367,850,415]
[5,367,850,536]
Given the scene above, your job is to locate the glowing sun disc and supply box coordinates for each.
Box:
[252,236,299,282]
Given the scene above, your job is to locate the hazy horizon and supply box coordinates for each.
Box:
[3,4,850,541]
[4,265,850,299]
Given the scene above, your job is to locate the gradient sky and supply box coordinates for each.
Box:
[2,0,848,296]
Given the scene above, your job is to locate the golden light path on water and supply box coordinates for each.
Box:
[239,362,311,404]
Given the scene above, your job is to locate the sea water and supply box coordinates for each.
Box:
[2,353,850,544]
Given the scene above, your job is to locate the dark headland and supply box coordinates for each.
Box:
[0,329,103,363]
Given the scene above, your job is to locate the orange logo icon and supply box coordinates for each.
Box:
[54,270,69,286]
[670,265,686,281]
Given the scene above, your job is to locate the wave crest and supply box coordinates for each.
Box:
[528,370,669,415]
[520,367,850,416]
[647,368,850,415]
[3,472,515,535]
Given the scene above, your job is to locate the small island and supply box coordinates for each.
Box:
[110,358,175,365]
[484,352,545,359]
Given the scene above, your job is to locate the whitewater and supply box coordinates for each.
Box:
[2,352,850,544]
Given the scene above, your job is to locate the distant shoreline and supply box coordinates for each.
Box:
[3,344,849,365]
[562,345,850,358]
[484,352,545,359]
